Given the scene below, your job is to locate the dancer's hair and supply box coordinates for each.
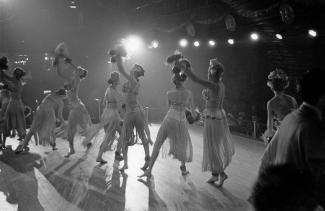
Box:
[107,71,120,85]
[267,68,289,92]
[13,67,26,80]
[0,56,9,70]
[166,51,190,74]
[172,72,187,85]
[77,66,88,79]
[132,64,145,78]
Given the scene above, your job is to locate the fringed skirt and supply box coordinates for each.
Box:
[57,102,91,141]
[259,130,279,173]
[159,109,193,163]
[5,98,26,137]
[82,107,122,150]
[202,109,234,173]
[122,106,146,146]
[32,107,56,146]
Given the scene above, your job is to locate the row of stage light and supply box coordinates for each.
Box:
[122,29,319,53]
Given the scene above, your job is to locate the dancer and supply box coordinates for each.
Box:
[1,67,31,142]
[54,43,92,157]
[82,71,124,163]
[111,48,151,171]
[0,56,10,148]
[15,88,67,153]
[264,69,297,144]
[139,55,195,179]
[183,58,234,186]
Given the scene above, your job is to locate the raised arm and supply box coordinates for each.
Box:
[115,57,136,84]
[53,43,76,82]
[183,67,216,90]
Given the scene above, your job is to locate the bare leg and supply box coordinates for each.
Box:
[216,172,228,187]
[115,127,124,161]
[120,142,129,171]
[180,161,189,176]
[139,126,167,177]
[96,128,116,163]
[140,137,150,170]
[65,124,76,157]
[15,124,37,153]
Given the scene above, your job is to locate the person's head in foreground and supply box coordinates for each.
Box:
[251,164,325,211]
[299,67,325,107]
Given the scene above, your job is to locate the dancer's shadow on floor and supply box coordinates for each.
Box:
[138,177,168,211]
[78,161,128,211]
[0,148,45,211]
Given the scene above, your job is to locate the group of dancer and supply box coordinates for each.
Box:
[0,42,238,187]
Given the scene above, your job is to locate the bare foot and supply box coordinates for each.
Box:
[141,161,149,171]
[138,170,151,178]
[96,158,107,164]
[120,164,128,171]
[65,148,75,158]
[216,172,228,187]
[207,175,219,183]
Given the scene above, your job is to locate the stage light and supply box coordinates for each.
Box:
[208,40,216,46]
[193,41,200,47]
[250,33,259,41]
[179,39,188,47]
[122,35,144,54]
[308,29,317,37]
[150,40,159,48]
[275,34,283,40]
[227,39,234,45]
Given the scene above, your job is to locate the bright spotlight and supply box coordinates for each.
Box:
[308,29,317,37]
[250,33,259,41]
[227,39,235,45]
[193,41,200,47]
[179,39,188,48]
[208,40,216,46]
[151,40,159,48]
[275,34,283,40]
[122,35,144,54]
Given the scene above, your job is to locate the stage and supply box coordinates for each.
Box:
[0,124,265,211]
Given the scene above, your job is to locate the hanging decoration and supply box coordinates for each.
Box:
[280,3,295,24]
[225,14,236,32]
[220,0,280,18]
[186,22,196,37]
[194,15,224,25]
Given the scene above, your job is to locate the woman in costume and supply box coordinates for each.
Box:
[259,69,298,171]
[0,56,10,148]
[264,69,298,144]
[54,43,92,157]
[183,58,234,186]
[111,47,151,171]
[82,71,124,163]
[15,88,67,153]
[1,67,31,142]
[140,54,195,178]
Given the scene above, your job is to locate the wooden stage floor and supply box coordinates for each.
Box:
[0,124,265,211]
